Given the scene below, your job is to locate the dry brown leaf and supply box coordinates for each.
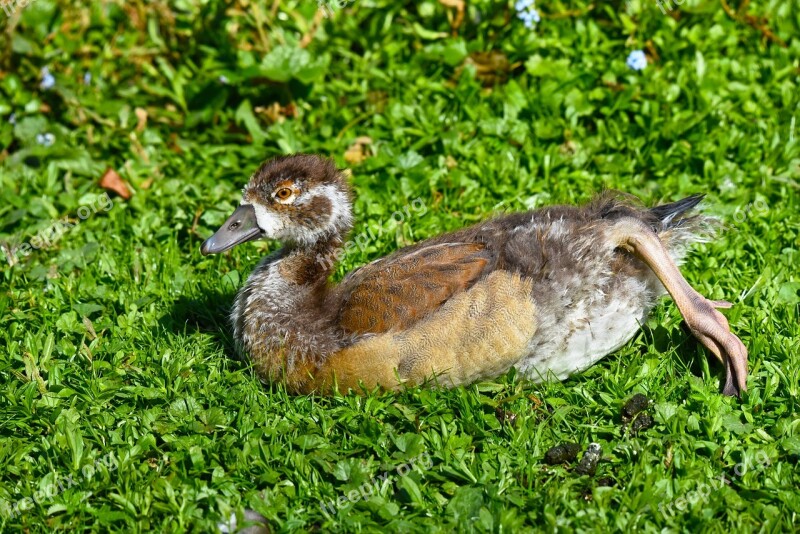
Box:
[438,0,465,33]
[300,8,325,47]
[343,147,365,165]
[603,80,625,92]
[344,136,373,165]
[459,51,514,86]
[169,133,183,154]
[99,168,132,200]
[259,103,284,123]
[82,316,97,340]
[644,40,661,64]
[135,107,148,132]
[527,394,543,410]
[559,140,577,156]
[720,0,786,47]
[283,102,298,118]
[129,133,149,163]
[256,102,298,124]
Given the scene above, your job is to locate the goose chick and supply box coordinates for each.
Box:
[201,154,748,396]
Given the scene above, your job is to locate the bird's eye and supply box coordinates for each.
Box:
[274,187,294,203]
[230,222,239,229]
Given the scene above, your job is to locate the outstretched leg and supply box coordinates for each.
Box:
[610,218,748,396]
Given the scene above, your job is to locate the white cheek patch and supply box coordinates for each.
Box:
[313,184,353,231]
[248,202,285,237]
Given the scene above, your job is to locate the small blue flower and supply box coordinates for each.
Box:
[218,75,229,84]
[40,66,55,90]
[515,0,540,29]
[517,8,540,28]
[514,0,534,12]
[83,71,92,85]
[8,113,16,125]
[626,50,647,71]
[36,132,55,147]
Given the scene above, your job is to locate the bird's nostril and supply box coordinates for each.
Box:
[230,221,240,229]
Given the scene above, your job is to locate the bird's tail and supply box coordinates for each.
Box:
[649,193,705,229]
[647,194,714,263]
[593,191,709,234]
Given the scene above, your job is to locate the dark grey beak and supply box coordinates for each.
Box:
[201,204,263,255]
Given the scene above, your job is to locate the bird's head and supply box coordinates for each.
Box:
[201,154,353,255]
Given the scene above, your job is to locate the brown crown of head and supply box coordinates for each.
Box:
[244,154,349,205]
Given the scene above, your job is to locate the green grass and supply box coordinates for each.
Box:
[1,0,799,531]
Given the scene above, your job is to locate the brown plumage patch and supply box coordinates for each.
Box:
[277,239,343,285]
[332,242,494,335]
[303,271,537,393]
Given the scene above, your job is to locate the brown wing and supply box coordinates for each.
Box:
[333,242,494,336]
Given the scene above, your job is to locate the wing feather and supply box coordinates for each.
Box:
[333,242,494,335]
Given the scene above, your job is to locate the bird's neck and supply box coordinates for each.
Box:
[288,234,348,286]
[231,233,348,374]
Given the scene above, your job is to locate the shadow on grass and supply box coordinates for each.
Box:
[159,287,239,357]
